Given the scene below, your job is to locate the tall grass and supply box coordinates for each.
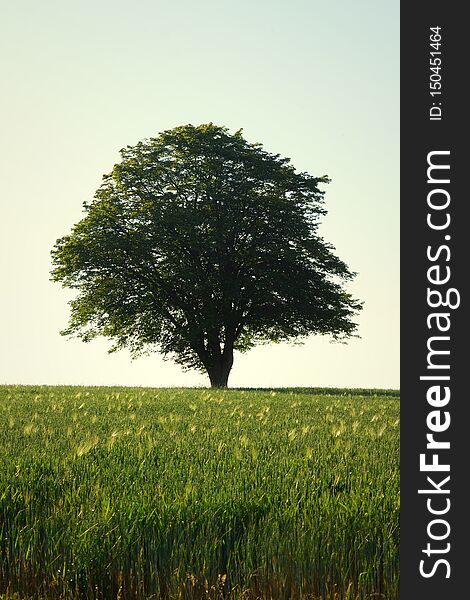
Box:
[0,386,399,599]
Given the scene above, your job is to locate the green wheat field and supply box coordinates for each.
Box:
[0,386,399,600]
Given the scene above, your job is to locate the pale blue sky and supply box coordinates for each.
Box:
[1,0,399,388]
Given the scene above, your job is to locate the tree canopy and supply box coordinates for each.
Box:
[51,124,362,387]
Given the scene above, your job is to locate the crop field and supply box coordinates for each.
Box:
[0,386,399,600]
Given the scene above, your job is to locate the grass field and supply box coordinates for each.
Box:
[0,386,399,599]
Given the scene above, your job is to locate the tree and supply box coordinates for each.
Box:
[51,124,362,388]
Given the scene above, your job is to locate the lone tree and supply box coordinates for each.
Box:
[51,124,362,387]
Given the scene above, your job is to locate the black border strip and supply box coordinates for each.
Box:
[401,2,468,597]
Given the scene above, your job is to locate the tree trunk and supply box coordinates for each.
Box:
[207,348,234,388]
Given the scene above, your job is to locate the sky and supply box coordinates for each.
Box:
[1,0,399,389]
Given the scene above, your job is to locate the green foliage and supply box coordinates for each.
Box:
[0,385,399,599]
[51,124,362,386]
